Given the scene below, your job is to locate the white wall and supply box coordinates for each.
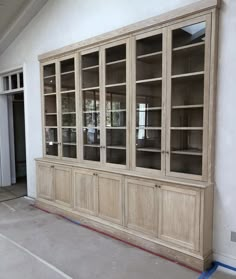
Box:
[0,0,235,267]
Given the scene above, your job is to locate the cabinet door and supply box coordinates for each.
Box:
[125,178,158,236]
[159,185,200,251]
[54,165,72,207]
[166,15,211,180]
[37,162,54,200]
[73,169,97,215]
[97,173,123,225]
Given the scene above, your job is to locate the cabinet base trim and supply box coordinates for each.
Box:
[35,199,212,271]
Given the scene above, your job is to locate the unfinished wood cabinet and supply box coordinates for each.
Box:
[159,185,201,251]
[36,162,54,200]
[97,173,123,225]
[73,169,97,215]
[37,0,219,271]
[54,165,72,207]
[125,178,158,236]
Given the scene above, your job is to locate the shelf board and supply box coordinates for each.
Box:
[84,144,100,148]
[60,90,75,94]
[136,148,161,153]
[106,59,126,66]
[63,143,76,146]
[83,110,100,114]
[136,127,162,130]
[105,82,126,88]
[172,104,204,109]
[82,86,100,91]
[83,126,100,129]
[61,126,76,129]
[171,127,203,130]
[46,141,58,144]
[106,126,126,129]
[171,71,204,80]
[45,113,57,115]
[62,112,76,115]
[82,65,99,71]
[136,77,162,85]
[136,107,162,111]
[61,70,75,76]
[107,109,126,113]
[107,146,126,150]
[45,126,57,129]
[137,51,162,61]
[172,42,205,52]
[44,74,55,79]
[44,92,56,96]
[171,149,202,156]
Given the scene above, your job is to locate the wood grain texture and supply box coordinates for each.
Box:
[36,162,54,200]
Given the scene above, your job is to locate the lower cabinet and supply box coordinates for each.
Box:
[159,185,201,251]
[36,162,54,201]
[125,178,158,236]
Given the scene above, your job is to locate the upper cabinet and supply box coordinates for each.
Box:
[41,14,214,183]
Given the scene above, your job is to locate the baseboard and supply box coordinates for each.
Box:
[213,252,236,268]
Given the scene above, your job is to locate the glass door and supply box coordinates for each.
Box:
[166,16,211,180]
[134,29,165,172]
[43,62,58,157]
[103,40,129,167]
[81,49,101,162]
[59,56,77,159]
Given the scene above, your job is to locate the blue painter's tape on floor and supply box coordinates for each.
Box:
[198,261,236,278]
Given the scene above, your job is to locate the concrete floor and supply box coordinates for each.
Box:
[0,198,234,279]
[0,177,27,202]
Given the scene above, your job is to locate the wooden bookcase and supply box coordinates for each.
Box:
[37,0,219,271]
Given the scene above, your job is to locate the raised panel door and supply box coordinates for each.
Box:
[37,162,54,200]
[125,178,158,236]
[73,169,97,215]
[54,166,72,207]
[97,173,123,225]
[159,185,201,251]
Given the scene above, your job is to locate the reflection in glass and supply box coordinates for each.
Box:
[45,128,57,142]
[44,64,55,77]
[83,90,99,111]
[83,128,100,145]
[61,93,75,112]
[44,77,56,94]
[106,111,126,127]
[61,72,75,91]
[136,129,161,150]
[45,95,56,113]
[63,145,76,159]
[62,128,76,144]
[62,114,76,126]
[106,129,126,148]
[83,112,100,127]
[45,115,57,126]
[46,144,58,156]
[106,90,126,111]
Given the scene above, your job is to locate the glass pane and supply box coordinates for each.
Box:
[62,114,76,126]
[136,109,161,128]
[171,108,203,127]
[106,129,126,148]
[44,76,56,94]
[106,86,126,111]
[136,151,161,170]
[45,115,57,126]
[43,64,55,77]
[61,92,75,112]
[136,83,162,109]
[45,95,56,113]
[136,34,162,56]
[3,76,9,91]
[82,68,99,88]
[46,143,58,156]
[11,74,18,89]
[136,129,161,150]
[107,149,126,165]
[83,128,100,145]
[170,154,202,175]
[106,61,126,85]
[83,112,100,127]
[61,72,75,91]
[106,111,126,127]
[62,128,76,144]
[82,52,99,68]
[84,147,100,161]
[45,128,57,142]
[172,22,205,75]
[19,72,24,88]
[83,90,99,111]
[63,145,76,158]
[106,44,126,63]
[61,58,74,73]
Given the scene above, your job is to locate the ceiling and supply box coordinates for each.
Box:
[0,0,48,55]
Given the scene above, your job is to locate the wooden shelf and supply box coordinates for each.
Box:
[62,112,76,115]
[82,65,99,71]
[45,113,57,115]
[44,92,56,96]
[136,127,162,130]
[107,109,126,113]
[172,104,203,109]
[83,110,100,114]
[60,90,75,94]
[61,70,75,76]
[106,126,126,129]
[84,144,100,148]
[46,141,58,144]
[171,149,202,156]
[61,126,76,129]
[136,148,161,153]
[136,107,162,111]
[106,59,126,66]
[107,146,126,150]
[137,51,162,61]
[45,126,57,128]
[82,86,100,91]
[173,42,205,52]
[171,71,204,80]
[105,83,126,88]
[136,77,162,85]
[63,143,76,146]
[83,126,100,129]
[171,127,203,130]
[44,74,55,79]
